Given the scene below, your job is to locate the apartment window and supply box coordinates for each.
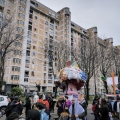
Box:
[16,27,23,32]
[7,9,10,14]
[45,21,48,25]
[20,0,26,5]
[25,71,29,77]
[44,73,46,79]
[33,46,35,49]
[32,52,35,56]
[26,57,30,63]
[31,71,35,76]
[28,25,32,31]
[27,40,31,44]
[30,1,35,5]
[18,20,24,25]
[14,50,22,55]
[49,30,54,37]
[18,13,25,18]
[26,50,30,56]
[45,27,48,31]
[48,80,52,84]
[44,67,46,71]
[48,74,52,80]
[44,61,46,66]
[19,6,25,12]
[33,39,37,43]
[13,58,21,64]
[29,14,33,19]
[55,26,57,29]
[50,23,54,30]
[45,32,48,36]
[16,34,23,40]
[14,42,22,47]
[35,16,37,19]
[30,9,33,14]
[24,78,28,82]
[34,28,37,31]
[11,75,19,80]
[12,66,20,72]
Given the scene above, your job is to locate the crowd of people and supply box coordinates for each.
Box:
[1,93,120,120]
[92,95,120,120]
[0,93,88,120]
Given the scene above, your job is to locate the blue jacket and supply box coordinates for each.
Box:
[40,109,49,120]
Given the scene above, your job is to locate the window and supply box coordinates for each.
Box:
[32,52,35,56]
[14,50,22,55]
[33,46,35,49]
[25,71,29,77]
[16,27,24,32]
[32,59,34,64]
[24,78,28,82]
[35,16,37,19]
[50,23,54,30]
[34,28,36,31]
[20,0,26,5]
[31,71,35,76]
[45,27,48,31]
[55,26,57,29]
[18,13,25,18]
[26,57,30,63]
[44,61,46,66]
[48,74,52,80]
[45,21,48,25]
[19,6,25,12]
[45,32,48,36]
[7,9,10,14]
[13,58,21,64]
[16,34,23,40]
[49,30,54,36]
[18,20,24,25]
[12,66,20,72]
[27,40,31,44]
[29,14,33,19]
[48,80,52,84]
[44,67,46,71]
[28,25,32,31]
[11,75,19,80]
[33,39,37,43]
[44,73,46,79]
[14,42,22,47]
[26,50,30,56]
[0,97,4,102]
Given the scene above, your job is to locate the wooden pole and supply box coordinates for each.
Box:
[112,71,116,95]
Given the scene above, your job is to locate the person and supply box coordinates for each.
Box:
[8,112,19,120]
[59,107,70,120]
[33,92,39,103]
[63,96,72,110]
[113,96,120,119]
[24,97,31,116]
[106,97,112,112]
[69,98,85,120]
[10,96,23,116]
[80,98,88,120]
[51,94,56,112]
[56,96,65,117]
[99,98,110,120]
[92,95,99,105]
[26,103,40,120]
[36,102,49,120]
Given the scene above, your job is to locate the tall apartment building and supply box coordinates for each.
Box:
[0,0,118,94]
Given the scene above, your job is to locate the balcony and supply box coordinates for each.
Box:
[0,0,4,8]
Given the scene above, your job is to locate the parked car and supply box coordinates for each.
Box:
[0,95,8,111]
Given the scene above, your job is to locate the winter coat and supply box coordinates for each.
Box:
[24,99,31,115]
[99,105,110,120]
[113,101,117,112]
[10,100,22,115]
[40,109,49,120]
[26,109,40,120]
[5,102,12,117]
[56,100,64,116]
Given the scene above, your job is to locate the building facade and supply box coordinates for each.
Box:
[0,0,118,94]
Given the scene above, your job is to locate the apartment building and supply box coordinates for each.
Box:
[0,0,118,94]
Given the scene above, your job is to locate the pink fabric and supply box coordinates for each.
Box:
[67,83,78,95]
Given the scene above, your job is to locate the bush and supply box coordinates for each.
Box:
[11,87,23,96]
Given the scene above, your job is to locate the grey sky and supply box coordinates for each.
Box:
[37,0,120,46]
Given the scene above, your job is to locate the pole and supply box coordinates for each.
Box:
[112,71,116,95]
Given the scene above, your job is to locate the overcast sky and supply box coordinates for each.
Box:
[37,0,120,46]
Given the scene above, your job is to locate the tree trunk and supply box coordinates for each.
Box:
[118,71,120,90]
[103,74,108,94]
[86,81,89,100]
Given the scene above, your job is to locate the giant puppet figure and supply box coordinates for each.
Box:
[55,62,87,98]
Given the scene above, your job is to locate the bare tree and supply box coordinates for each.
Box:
[99,39,114,93]
[72,37,99,100]
[0,13,23,93]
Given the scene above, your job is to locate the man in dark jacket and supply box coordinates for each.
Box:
[56,96,65,117]
[10,96,23,116]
